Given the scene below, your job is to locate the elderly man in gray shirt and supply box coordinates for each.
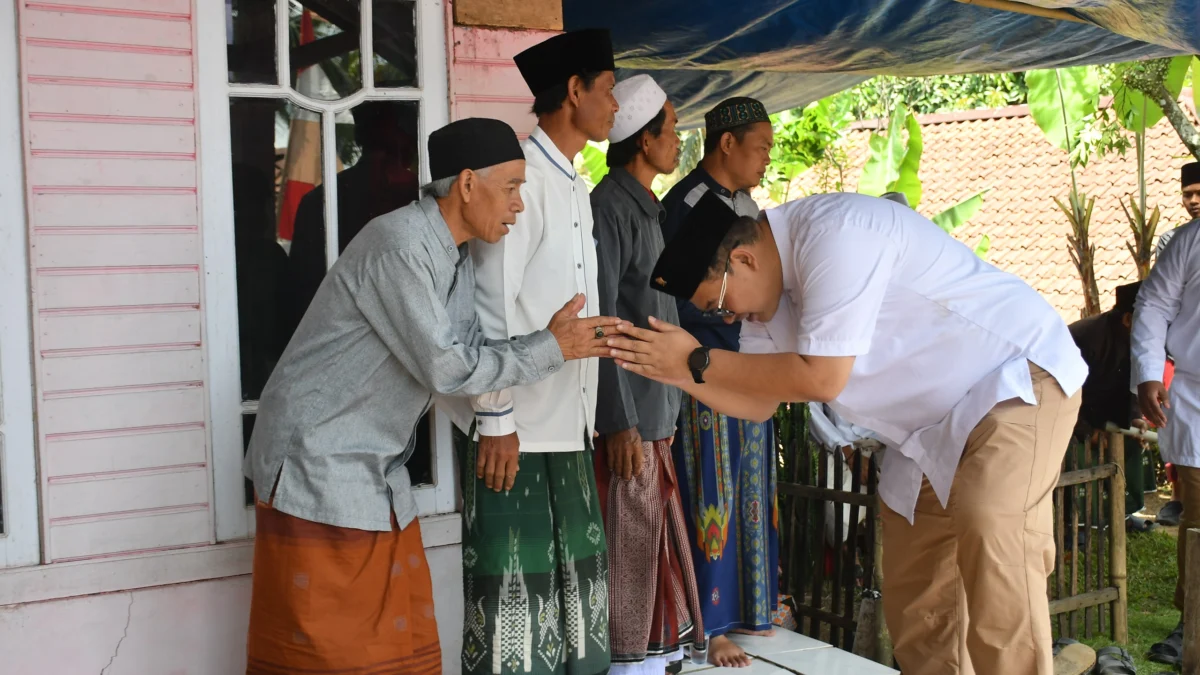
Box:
[242,118,622,675]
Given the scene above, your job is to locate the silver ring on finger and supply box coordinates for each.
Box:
[594,326,605,339]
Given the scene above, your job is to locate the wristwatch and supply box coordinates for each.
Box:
[688,346,712,384]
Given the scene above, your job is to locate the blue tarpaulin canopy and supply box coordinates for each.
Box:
[563,0,1193,126]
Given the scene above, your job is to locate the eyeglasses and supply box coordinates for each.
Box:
[701,258,736,319]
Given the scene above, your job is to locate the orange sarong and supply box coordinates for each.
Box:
[246,503,441,675]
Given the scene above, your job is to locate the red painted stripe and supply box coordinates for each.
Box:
[32,186,196,195]
[29,74,193,91]
[49,462,208,484]
[25,2,191,22]
[49,501,209,525]
[40,303,200,317]
[35,226,199,235]
[43,380,204,400]
[26,37,191,57]
[32,150,196,161]
[38,264,198,275]
[42,343,203,360]
[44,420,204,441]
[29,112,194,126]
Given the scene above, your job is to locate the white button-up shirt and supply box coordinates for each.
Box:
[469,126,599,452]
[1132,220,1200,467]
[742,194,1087,521]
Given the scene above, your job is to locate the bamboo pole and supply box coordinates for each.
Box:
[1108,429,1129,643]
[954,0,1088,23]
[1185,528,1200,675]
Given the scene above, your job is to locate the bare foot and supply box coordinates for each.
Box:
[730,627,775,637]
[709,635,753,668]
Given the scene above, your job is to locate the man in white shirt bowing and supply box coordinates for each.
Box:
[608,191,1087,675]
[462,28,619,675]
[1133,218,1200,668]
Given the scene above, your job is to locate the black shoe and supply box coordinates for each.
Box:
[1148,621,1184,666]
[1157,500,1183,526]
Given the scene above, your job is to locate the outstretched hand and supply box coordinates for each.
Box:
[547,294,627,361]
[607,316,699,387]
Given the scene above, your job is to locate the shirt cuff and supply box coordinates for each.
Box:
[520,329,566,376]
[1133,359,1167,389]
[475,407,517,436]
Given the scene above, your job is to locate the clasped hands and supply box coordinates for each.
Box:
[477,315,692,492]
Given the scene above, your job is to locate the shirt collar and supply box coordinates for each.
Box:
[607,167,663,220]
[696,166,736,199]
[528,126,578,181]
[418,195,467,265]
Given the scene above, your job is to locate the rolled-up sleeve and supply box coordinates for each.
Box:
[1132,234,1186,387]
[793,228,897,357]
[355,249,563,398]
[593,198,639,435]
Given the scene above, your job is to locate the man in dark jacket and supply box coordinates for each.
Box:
[1068,282,1152,530]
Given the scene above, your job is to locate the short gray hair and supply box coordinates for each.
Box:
[420,176,459,199]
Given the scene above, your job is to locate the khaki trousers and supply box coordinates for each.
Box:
[1175,465,1200,610]
[881,366,1081,675]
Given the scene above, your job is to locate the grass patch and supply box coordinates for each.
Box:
[1077,529,1180,673]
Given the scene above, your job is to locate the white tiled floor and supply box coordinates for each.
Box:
[679,629,898,675]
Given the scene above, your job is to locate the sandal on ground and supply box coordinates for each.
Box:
[1052,638,1096,675]
[1148,622,1184,666]
[1091,646,1135,674]
[1157,500,1183,526]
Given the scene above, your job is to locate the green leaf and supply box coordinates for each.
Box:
[974,234,991,259]
[578,141,609,190]
[888,111,924,209]
[1115,56,1192,132]
[931,190,988,233]
[1193,57,1200,127]
[859,104,908,196]
[1026,67,1099,152]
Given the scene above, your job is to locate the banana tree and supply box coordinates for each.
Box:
[1111,56,1191,278]
[1026,66,1102,317]
[858,103,990,258]
[576,141,609,190]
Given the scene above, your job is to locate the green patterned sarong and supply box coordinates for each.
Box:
[460,439,611,675]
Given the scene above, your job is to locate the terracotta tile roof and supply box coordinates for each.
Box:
[766,96,1199,322]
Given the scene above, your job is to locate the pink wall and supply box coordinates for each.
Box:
[449,22,559,134]
[18,0,212,563]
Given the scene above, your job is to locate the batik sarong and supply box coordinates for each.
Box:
[246,502,441,675]
[594,437,704,672]
[460,441,611,675]
[673,394,780,637]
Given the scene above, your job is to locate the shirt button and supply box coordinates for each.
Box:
[577,263,582,269]
[549,365,557,372]
[574,222,579,228]
[447,246,454,252]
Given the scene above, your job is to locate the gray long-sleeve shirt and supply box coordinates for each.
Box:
[244,196,564,532]
[592,168,681,441]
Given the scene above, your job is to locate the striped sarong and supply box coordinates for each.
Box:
[594,437,703,671]
[246,502,441,675]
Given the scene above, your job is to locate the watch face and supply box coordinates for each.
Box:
[687,348,709,371]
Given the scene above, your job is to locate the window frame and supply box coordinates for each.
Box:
[198,0,454,542]
[0,0,40,569]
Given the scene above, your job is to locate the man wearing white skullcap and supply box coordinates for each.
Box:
[591,74,706,674]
